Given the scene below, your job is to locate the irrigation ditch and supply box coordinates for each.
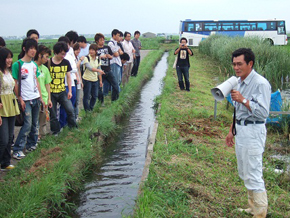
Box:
[72,52,169,218]
[0,50,166,217]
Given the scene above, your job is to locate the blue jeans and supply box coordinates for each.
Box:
[111,63,121,92]
[103,79,111,96]
[103,70,119,101]
[0,116,15,167]
[74,80,80,119]
[13,98,40,152]
[83,79,99,111]
[49,91,76,134]
[59,86,76,128]
[176,66,189,83]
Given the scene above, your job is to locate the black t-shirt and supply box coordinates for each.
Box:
[175,48,193,67]
[49,58,72,93]
[97,46,113,72]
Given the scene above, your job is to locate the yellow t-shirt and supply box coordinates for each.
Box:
[82,55,100,82]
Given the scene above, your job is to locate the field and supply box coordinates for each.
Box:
[5,36,178,62]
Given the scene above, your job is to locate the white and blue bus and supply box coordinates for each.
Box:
[179,19,288,46]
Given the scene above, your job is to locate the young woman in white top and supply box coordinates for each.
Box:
[0,48,20,170]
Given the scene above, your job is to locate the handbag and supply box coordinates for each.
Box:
[15,61,24,126]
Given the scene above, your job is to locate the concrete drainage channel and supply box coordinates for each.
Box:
[73,52,169,218]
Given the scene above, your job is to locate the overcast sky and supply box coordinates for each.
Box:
[1,0,289,37]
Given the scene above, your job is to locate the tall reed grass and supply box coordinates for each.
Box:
[199,35,290,91]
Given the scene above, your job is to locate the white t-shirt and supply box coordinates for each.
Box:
[122,40,135,63]
[78,43,90,59]
[65,47,76,86]
[12,60,40,101]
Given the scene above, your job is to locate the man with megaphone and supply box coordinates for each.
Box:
[225,48,271,218]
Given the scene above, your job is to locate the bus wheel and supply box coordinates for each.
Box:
[265,38,274,45]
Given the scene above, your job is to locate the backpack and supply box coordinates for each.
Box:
[80,55,90,76]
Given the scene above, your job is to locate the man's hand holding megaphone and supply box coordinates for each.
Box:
[231,90,251,111]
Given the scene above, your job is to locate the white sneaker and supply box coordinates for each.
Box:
[13,151,25,160]
[18,151,26,157]
[27,146,37,152]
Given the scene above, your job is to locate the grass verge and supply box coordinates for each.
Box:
[0,50,163,218]
[134,49,290,217]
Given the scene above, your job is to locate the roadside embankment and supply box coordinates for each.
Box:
[0,50,163,217]
[134,49,290,217]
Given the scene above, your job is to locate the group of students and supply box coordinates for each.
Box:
[0,28,142,171]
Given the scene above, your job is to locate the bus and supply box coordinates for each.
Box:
[179,19,288,46]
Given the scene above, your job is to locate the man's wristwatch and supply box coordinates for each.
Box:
[242,98,247,104]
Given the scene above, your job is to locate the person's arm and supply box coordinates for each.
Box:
[184,45,193,56]
[113,51,119,57]
[106,53,113,59]
[118,47,124,55]
[231,83,271,120]
[45,83,52,108]
[66,72,72,99]
[98,74,103,88]
[108,42,119,57]
[36,79,45,106]
[14,79,25,111]
[225,123,235,147]
[84,62,105,75]
[174,47,181,55]
[12,62,25,110]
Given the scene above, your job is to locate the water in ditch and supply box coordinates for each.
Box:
[74,52,168,218]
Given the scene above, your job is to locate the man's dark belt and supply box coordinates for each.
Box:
[236,119,265,126]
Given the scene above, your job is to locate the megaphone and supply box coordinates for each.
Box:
[211,76,238,101]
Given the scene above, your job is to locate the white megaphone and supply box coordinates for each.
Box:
[211,76,238,101]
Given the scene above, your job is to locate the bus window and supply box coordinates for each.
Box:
[221,23,236,31]
[257,22,276,31]
[240,22,257,31]
[257,22,267,30]
[277,21,286,34]
[188,23,194,31]
[268,22,276,30]
[195,23,203,31]
[184,22,188,31]
[204,22,218,31]
[184,22,194,32]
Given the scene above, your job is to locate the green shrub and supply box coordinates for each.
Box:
[199,35,290,91]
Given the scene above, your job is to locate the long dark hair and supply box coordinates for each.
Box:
[18,38,38,59]
[0,47,13,93]
[0,47,13,73]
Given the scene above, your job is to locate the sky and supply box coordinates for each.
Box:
[1,0,289,37]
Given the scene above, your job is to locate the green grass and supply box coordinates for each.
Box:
[134,48,290,217]
[0,50,164,218]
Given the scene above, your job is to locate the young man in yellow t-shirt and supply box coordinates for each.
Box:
[48,42,76,135]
